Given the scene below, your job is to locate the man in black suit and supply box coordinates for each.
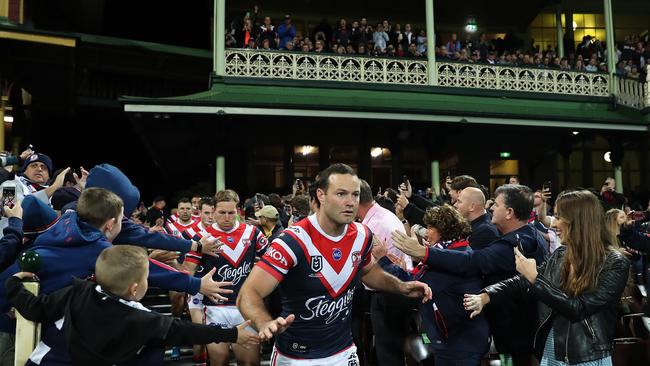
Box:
[400,24,417,51]
[454,187,499,250]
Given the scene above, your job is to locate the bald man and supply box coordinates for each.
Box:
[453,187,499,250]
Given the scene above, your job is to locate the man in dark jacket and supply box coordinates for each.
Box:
[454,187,499,250]
[393,185,548,366]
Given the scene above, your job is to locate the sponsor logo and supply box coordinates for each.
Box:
[351,251,362,267]
[192,298,200,304]
[300,288,355,324]
[258,236,269,247]
[310,255,323,272]
[265,247,288,266]
[217,261,253,286]
[332,248,342,261]
[227,236,235,244]
[242,238,251,247]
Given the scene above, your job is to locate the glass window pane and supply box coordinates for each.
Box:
[595,14,605,27]
[584,14,596,28]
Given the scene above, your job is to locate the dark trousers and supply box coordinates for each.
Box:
[434,352,483,366]
[370,292,416,366]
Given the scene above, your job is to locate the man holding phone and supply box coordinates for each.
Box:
[601,177,625,211]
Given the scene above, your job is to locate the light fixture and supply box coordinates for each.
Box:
[572,21,577,31]
[301,145,314,156]
[604,151,611,163]
[3,116,13,123]
[572,131,579,135]
[371,147,383,158]
[465,18,477,33]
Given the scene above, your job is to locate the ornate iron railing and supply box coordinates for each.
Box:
[225,49,612,98]
[616,75,650,110]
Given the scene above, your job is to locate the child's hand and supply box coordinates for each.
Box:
[236,320,260,347]
[13,272,35,280]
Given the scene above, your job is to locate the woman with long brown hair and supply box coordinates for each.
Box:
[464,190,629,366]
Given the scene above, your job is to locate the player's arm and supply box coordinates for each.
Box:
[360,261,431,303]
[236,267,294,340]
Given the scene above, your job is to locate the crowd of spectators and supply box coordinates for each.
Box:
[225,7,650,80]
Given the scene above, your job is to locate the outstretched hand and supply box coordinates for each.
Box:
[258,314,295,341]
[199,268,234,303]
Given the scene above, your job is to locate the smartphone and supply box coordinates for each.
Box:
[402,175,409,185]
[542,181,551,191]
[515,233,525,254]
[1,185,16,209]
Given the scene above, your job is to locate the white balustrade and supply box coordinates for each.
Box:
[225,49,613,98]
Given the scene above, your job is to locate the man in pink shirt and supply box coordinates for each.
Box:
[357,180,415,365]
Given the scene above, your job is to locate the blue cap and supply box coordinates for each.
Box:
[86,164,140,216]
[21,153,53,175]
[22,196,58,237]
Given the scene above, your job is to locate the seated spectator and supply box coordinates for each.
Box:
[358,43,367,55]
[628,65,641,80]
[406,43,421,58]
[574,59,586,71]
[285,41,295,51]
[346,44,356,55]
[300,43,310,52]
[585,58,599,72]
[314,40,325,53]
[560,57,571,70]
[6,245,259,365]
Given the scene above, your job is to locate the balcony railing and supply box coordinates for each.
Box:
[224,49,612,98]
[616,75,650,110]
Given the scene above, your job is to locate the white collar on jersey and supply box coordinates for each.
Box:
[211,220,240,234]
[307,214,349,242]
[95,285,150,312]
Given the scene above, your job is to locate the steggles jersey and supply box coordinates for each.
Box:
[200,221,268,306]
[258,215,373,359]
[164,219,194,238]
[182,221,210,272]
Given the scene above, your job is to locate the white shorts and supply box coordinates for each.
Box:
[270,345,359,366]
[187,293,204,310]
[205,305,255,333]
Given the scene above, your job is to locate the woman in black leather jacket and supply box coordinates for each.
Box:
[464,190,630,365]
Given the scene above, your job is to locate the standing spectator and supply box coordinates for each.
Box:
[313,18,333,44]
[446,33,462,54]
[401,24,416,52]
[382,205,489,366]
[146,196,166,227]
[373,23,389,52]
[356,180,414,366]
[478,33,491,61]
[255,205,284,242]
[394,184,548,366]
[333,18,350,48]
[465,190,629,366]
[601,177,625,211]
[453,187,499,251]
[258,16,278,49]
[349,21,367,48]
[416,29,427,55]
[277,14,296,50]
[390,23,402,48]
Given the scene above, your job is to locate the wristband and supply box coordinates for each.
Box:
[195,240,203,254]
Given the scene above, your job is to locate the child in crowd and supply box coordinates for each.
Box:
[6,245,259,365]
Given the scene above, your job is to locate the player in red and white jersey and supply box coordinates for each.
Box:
[190,195,203,223]
[165,198,195,237]
[181,197,217,366]
[238,164,432,365]
[192,189,268,366]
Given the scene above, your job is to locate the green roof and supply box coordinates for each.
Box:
[121,78,649,131]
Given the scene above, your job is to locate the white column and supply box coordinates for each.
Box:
[425,0,437,86]
[213,0,226,75]
[431,160,440,196]
[555,6,564,58]
[216,156,225,192]
[614,165,623,194]
[603,0,617,96]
